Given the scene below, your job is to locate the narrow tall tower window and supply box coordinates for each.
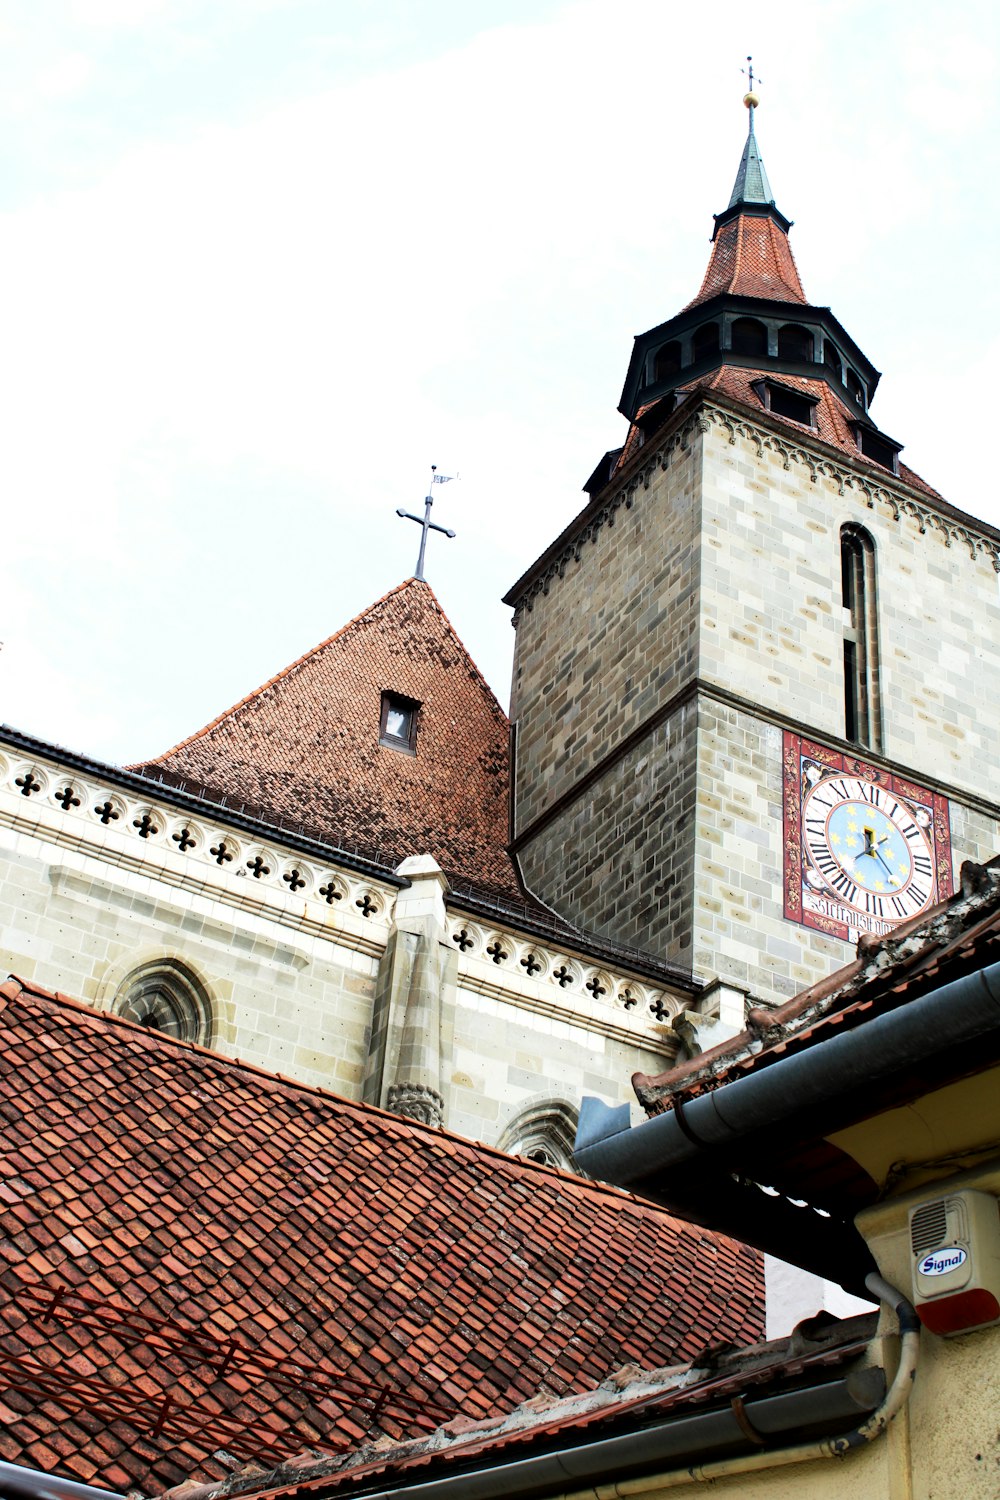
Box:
[841,524,882,750]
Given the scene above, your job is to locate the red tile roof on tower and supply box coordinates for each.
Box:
[133,578,520,899]
[687,211,807,308]
[609,373,942,501]
[0,976,763,1496]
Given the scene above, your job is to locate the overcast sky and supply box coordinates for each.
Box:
[1,0,997,766]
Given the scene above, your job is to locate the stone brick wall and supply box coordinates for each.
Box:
[509,398,1000,1003]
[447,986,672,1147]
[0,738,690,1160]
[691,699,848,1001]
[510,427,702,837]
[697,409,1000,804]
[516,699,698,964]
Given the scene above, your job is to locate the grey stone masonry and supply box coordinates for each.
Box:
[509,396,1000,1003]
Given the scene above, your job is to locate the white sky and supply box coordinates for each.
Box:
[0,0,997,765]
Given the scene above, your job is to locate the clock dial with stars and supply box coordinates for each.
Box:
[802,775,935,923]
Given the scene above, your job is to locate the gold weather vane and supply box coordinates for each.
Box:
[396,466,457,581]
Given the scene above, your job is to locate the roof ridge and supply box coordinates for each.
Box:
[730,212,745,294]
[1,975,685,1222]
[768,215,805,300]
[132,578,432,767]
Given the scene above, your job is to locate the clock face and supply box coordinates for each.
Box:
[802,774,935,923]
[783,735,953,943]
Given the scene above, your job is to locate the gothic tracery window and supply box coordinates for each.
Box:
[113,959,214,1045]
[497,1099,580,1173]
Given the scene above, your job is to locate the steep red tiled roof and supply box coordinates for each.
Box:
[687,212,807,308]
[0,977,763,1495]
[134,579,520,899]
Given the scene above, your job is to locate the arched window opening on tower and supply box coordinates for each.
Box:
[114,959,214,1045]
[777,324,814,363]
[841,524,882,751]
[692,322,720,362]
[823,339,843,382]
[653,341,682,383]
[730,317,768,359]
[497,1099,580,1171]
[845,369,867,409]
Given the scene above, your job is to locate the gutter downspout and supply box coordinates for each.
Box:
[557,1274,920,1498]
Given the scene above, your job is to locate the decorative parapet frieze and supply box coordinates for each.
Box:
[447,915,686,1042]
[705,406,1000,571]
[0,746,396,948]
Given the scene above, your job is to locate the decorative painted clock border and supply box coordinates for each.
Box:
[783,731,953,943]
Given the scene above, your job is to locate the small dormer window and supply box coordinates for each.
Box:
[752,378,818,429]
[853,424,902,476]
[380,692,419,754]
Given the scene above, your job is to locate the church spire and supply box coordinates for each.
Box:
[710,67,791,240]
[727,78,775,210]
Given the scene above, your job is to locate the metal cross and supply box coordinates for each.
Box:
[396,466,456,581]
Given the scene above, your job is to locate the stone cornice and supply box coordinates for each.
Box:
[704,399,1000,571]
[0,743,396,957]
[506,393,1000,617]
[449,913,689,1048]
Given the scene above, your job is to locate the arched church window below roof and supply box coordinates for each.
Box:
[777,323,813,363]
[113,959,214,1046]
[730,317,769,359]
[497,1098,580,1173]
[653,341,683,383]
[692,322,720,362]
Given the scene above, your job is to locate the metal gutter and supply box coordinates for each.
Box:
[284,1367,884,1500]
[572,960,1000,1289]
[238,1280,913,1500]
[0,1461,125,1500]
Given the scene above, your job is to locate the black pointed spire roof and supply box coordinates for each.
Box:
[714,101,790,236]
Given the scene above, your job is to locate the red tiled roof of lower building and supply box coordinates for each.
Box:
[632,858,1000,1116]
[132,579,520,899]
[687,212,807,308]
[0,976,763,1495]
[153,1315,874,1500]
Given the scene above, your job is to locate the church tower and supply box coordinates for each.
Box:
[506,93,1000,1007]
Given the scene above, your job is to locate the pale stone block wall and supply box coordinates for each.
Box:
[691,701,849,1001]
[447,985,667,1148]
[0,744,689,1150]
[0,827,380,1093]
[698,413,1000,805]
